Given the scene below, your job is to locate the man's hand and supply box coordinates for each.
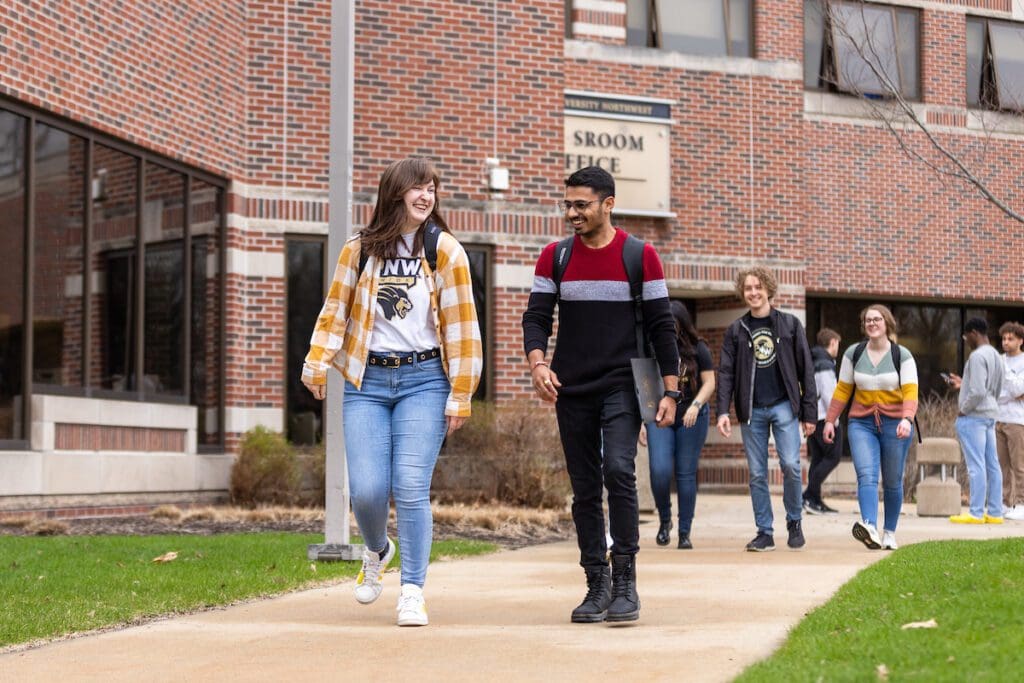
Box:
[531,365,561,402]
[303,380,325,400]
[655,397,676,428]
[802,421,816,438]
[948,372,962,390]
[823,421,835,444]
[717,414,732,438]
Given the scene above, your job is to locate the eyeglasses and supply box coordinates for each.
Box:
[864,317,884,324]
[559,199,600,213]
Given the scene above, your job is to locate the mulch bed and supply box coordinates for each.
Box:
[1,515,575,551]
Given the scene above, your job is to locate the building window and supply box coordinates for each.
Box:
[0,99,226,448]
[967,17,1024,111]
[464,245,491,400]
[627,0,753,58]
[285,236,326,445]
[806,298,1024,401]
[0,109,26,443]
[804,0,920,100]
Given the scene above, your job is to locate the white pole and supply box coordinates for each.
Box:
[308,0,362,561]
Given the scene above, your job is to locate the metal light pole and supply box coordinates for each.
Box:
[308,0,363,561]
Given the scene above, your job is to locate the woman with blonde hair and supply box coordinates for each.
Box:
[823,304,918,550]
[301,157,482,625]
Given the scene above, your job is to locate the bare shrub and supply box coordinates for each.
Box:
[435,401,569,509]
[24,519,69,536]
[0,515,35,529]
[229,426,301,507]
[150,505,183,521]
[181,507,221,523]
[295,443,326,507]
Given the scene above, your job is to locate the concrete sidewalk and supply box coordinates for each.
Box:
[4,494,1023,683]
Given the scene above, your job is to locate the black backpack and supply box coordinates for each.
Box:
[850,341,922,443]
[358,221,443,275]
[551,233,648,357]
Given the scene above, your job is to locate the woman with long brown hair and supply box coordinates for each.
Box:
[302,158,481,626]
[640,301,715,549]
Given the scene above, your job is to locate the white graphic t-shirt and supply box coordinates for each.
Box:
[369,233,439,353]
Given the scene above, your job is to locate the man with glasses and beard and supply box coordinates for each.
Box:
[522,166,679,624]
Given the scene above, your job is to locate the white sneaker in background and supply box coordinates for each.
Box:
[881,530,898,550]
[1005,505,1024,521]
[354,537,395,605]
[397,583,428,626]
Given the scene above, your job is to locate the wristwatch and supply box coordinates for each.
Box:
[691,399,703,410]
[663,390,683,404]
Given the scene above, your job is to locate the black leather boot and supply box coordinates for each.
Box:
[656,520,672,546]
[570,564,612,623]
[606,554,640,622]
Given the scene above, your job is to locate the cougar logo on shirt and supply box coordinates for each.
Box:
[377,258,421,320]
[751,327,777,368]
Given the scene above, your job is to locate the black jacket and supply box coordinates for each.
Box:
[715,308,817,424]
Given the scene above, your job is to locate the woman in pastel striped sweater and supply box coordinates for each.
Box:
[823,304,919,551]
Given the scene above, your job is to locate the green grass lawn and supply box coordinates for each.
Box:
[0,533,494,647]
[737,537,1024,682]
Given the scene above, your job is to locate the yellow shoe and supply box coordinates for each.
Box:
[949,513,985,524]
[984,514,1004,524]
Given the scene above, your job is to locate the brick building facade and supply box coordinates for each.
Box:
[2,0,1023,513]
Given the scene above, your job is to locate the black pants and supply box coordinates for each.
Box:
[804,419,842,503]
[555,384,642,568]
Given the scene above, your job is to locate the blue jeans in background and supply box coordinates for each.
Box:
[956,415,1003,518]
[739,400,803,535]
[646,405,709,535]
[847,415,912,532]
[343,356,450,587]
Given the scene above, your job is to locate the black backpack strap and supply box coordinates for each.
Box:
[622,235,646,358]
[423,221,441,272]
[551,236,575,296]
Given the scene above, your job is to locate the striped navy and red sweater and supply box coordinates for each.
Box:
[522,228,679,396]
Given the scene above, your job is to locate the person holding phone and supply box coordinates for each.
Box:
[823,304,918,550]
[301,158,482,626]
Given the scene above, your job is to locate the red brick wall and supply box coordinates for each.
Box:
[0,1,247,179]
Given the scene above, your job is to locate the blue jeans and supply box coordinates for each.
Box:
[847,415,912,532]
[739,400,803,535]
[343,356,450,587]
[956,415,1003,518]
[646,405,709,535]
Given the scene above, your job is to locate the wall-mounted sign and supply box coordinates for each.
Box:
[564,91,674,217]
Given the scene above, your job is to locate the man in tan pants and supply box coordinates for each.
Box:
[997,322,1024,521]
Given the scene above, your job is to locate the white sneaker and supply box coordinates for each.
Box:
[354,538,395,604]
[881,530,898,550]
[1005,505,1024,521]
[852,520,882,550]
[396,584,428,626]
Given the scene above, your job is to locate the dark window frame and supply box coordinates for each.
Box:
[463,243,493,402]
[284,233,329,445]
[804,0,922,102]
[0,95,227,450]
[627,0,754,59]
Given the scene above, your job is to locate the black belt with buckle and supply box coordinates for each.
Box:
[367,348,440,368]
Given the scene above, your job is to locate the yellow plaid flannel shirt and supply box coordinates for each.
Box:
[301,231,482,417]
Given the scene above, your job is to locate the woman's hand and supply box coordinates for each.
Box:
[682,404,700,428]
[823,421,835,444]
[531,365,561,403]
[638,423,648,447]
[446,416,467,436]
[896,417,912,439]
[303,380,325,400]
